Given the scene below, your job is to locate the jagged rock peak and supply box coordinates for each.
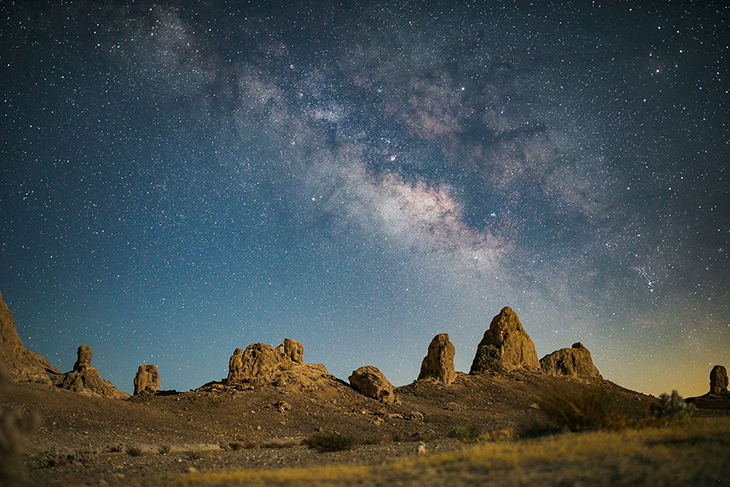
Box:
[469,306,540,374]
[418,333,456,384]
[540,342,602,381]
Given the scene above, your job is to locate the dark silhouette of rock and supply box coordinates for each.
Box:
[540,342,602,381]
[470,306,540,374]
[418,333,456,384]
[58,345,128,398]
[134,364,160,395]
[283,338,304,364]
[349,365,395,404]
[226,343,293,385]
[710,365,728,394]
[0,289,60,384]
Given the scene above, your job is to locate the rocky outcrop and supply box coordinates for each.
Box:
[540,342,602,381]
[417,333,456,384]
[0,290,60,384]
[470,307,540,374]
[710,365,728,394]
[283,338,304,364]
[58,345,128,399]
[134,364,160,395]
[225,343,294,385]
[349,365,395,404]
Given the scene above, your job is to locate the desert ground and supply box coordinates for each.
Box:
[2,367,729,486]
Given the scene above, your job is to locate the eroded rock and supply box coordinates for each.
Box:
[0,290,60,384]
[59,345,128,398]
[225,343,293,385]
[470,307,540,374]
[283,338,304,364]
[540,342,602,381]
[710,365,728,394]
[349,365,395,404]
[134,364,160,395]
[417,333,456,384]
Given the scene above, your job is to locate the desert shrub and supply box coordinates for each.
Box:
[449,425,482,443]
[304,433,355,452]
[651,390,697,419]
[537,386,616,432]
[187,451,202,461]
[126,445,143,457]
[159,445,171,455]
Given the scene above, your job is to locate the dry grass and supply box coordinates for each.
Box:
[151,417,730,486]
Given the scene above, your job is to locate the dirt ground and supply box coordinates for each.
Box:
[3,367,694,486]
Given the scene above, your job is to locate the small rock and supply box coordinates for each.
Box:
[349,366,395,404]
[417,442,427,455]
[275,401,291,413]
[406,411,424,421]
[187,467,198,474]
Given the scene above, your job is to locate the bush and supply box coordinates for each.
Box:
[304,433,355,452]
[538,386,616,432]
[159,445,171,455]
[651,390,697,419]
[449,425,482,443]
[125,446,143,457]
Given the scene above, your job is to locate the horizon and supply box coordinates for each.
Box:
[1,1,727,399]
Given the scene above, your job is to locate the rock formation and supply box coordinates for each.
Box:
[349,365,395,404]
[58,345,128,398]
[710,365,728,394]
[0,289,60,384]
[134,364,160,395]
[283,338,304,364]
[417,333,457,384]
[470,306,540,374]
[225,343,294,385]
[540,342,602,381]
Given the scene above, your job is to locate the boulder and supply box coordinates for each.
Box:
[417,333,457,384]
[470,306,540,374]
[0,290,60,384]
[540,342,602,381]
[58,345,128,399]
[134,364,160,395]
[225,343,293,385]
[283,338,304,364]
[349,365,395,404]
[710,365,728,394]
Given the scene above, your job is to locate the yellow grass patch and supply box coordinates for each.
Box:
[156,417,730,486]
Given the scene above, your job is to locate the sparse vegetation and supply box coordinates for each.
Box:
[36,449,97,468]
[171,418,730,486]
[650,390,697,419]
[187,451,202,461]
[159,445,172,455]
[304,433,355,452]
[537,385,618,432]
[449,424,482,443]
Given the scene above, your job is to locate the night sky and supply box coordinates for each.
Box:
[1,1,728,397]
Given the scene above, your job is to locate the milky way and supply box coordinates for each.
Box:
[1,1,728,396]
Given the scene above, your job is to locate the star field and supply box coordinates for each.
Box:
[1,1,728,396]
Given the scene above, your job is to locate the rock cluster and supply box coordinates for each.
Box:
[710,365,728,395]
[470,307,540,374]
[0,290,60,384]
[349,365,395,404]
[59,345,128,398]
[134,364,160,395]
[418,333,457,384]
[540,342,602,381]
